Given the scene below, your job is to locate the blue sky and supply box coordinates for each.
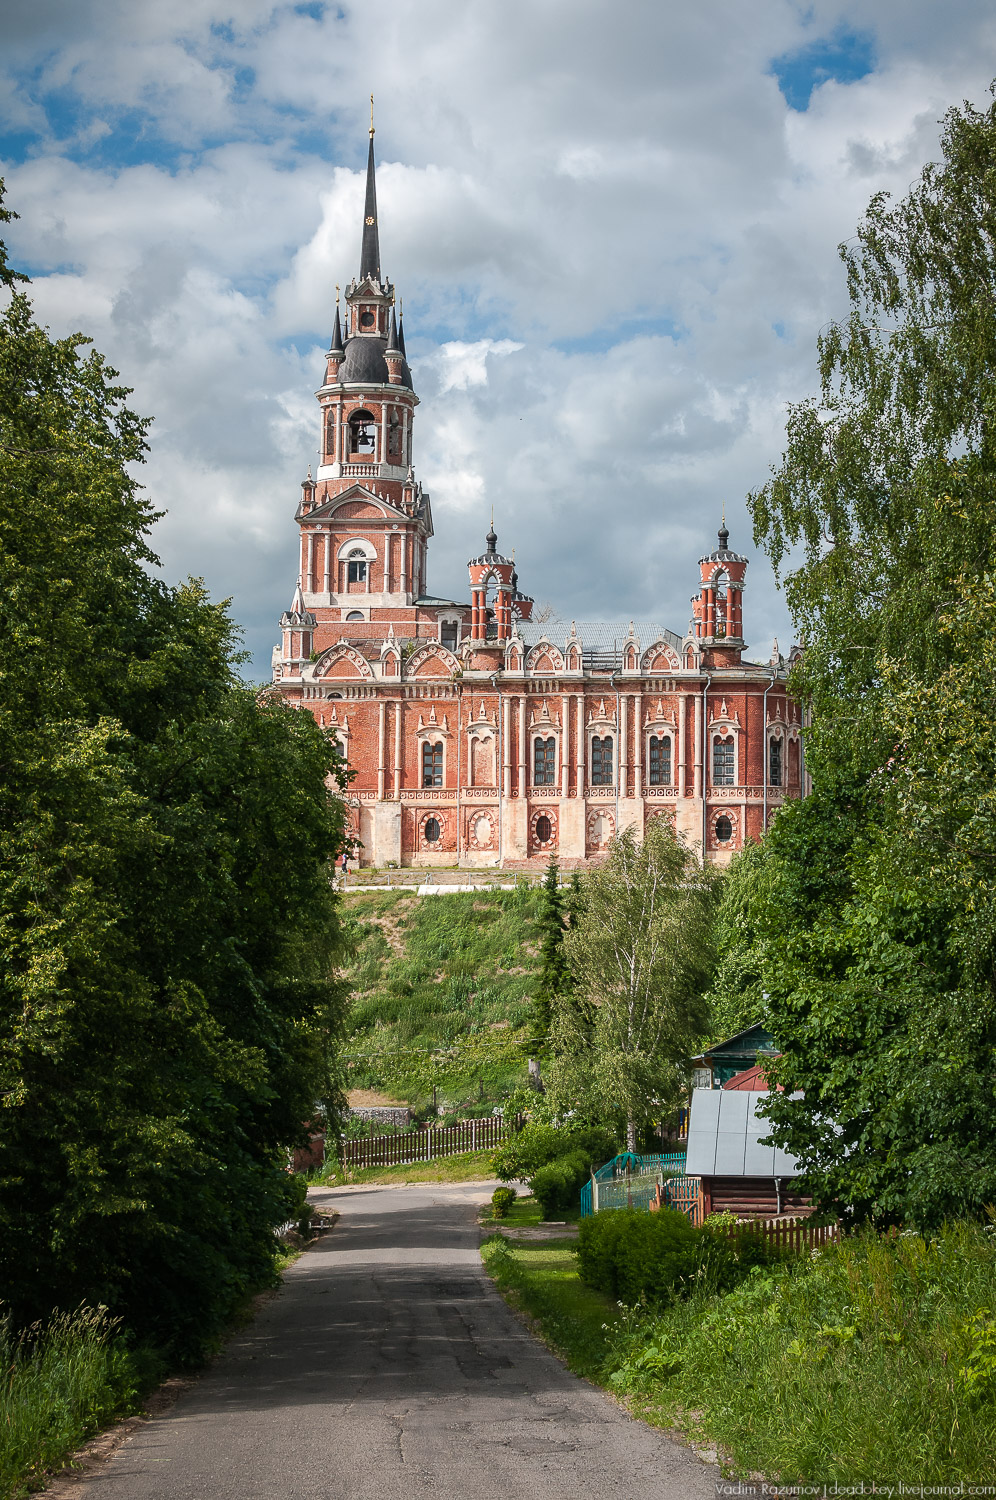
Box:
[2,0,995,676]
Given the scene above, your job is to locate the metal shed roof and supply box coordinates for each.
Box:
[684,1087,800,1178]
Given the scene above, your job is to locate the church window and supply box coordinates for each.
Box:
[715,815,733,844]
[423,816,441,843]
[347,549,367,584]
[422,742,443,788]
[349,410,377,454]
[591,735,614,786]
[345,610,365,620]
[441,621,459,651]
[534,737,556,786]
[535,814,552,843]
[769,737,783,787]
[389,410,401,456]
[649,734,672,786]
[324,406,336,459]
[713,736,735,786]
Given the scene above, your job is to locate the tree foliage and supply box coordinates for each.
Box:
[0,192,351,1357]
[532,855,567,1048]
[744,93,996,1226]
[549,821,718,1148]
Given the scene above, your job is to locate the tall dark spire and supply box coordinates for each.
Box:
[397,302,407,356]
[359,107,380,281]
[329,300,344,354]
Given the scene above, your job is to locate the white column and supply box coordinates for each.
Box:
[306,530,315,592]
[693,692,702,800]
[323,529,331,595]
[518,695,527,797]
[561,695,570,794]
[620,693,629,797]
[576,695,585,798]
[377,700,387,800]
[678,694,686,797]
[401,531,408,599]
[393,700,402,800]
[502,693,511,799]
[403,406,410,465]
[379,402,388,468]
[633,692,643,797]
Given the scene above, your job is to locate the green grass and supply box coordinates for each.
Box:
[482,1192,581,1229]
[341,888,543,1105]
[0,1306,150,1500]
[480,1235,618,1380]
[311,1148,499,1186]
[484,1214,996,1488]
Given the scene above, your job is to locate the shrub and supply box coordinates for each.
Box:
[491,1121,617,1182]
[529,1151,593,1218]
[491,1186,517,1219]
[577,1208,701,1301]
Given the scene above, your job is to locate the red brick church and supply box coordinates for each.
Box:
[272,128,804,868]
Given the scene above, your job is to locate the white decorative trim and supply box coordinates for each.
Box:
[406,643,461,677]
[526,640,565,673]
[530,807,558,850]
[586,806,616,851]
[336,536,378,561]
[314,642,374,680]
[640,639,681,672]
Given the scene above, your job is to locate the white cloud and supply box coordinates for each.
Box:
[1,0,995,672]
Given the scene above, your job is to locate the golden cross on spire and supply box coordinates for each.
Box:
[335,283,340,304]
[370,94,375,136]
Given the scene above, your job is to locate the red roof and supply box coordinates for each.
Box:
[723,1063,775,1091]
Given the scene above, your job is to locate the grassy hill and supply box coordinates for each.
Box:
[340,887,543,1114]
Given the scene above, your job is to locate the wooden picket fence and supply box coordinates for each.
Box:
[336,1114,521,1170]
[736,1217,840,1253]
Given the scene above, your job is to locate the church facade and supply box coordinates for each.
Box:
[272,129,804,869]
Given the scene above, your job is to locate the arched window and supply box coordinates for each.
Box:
[388,410,401,456]
[591,735,614,786]
[715,814,733,844]
[713,735,735,787]
[769,737,783,787]
[422,742,443,788]
[345,610,365,621]
[324,406,336,459]
[349,409,377,454]
[534,736,556,786]
[423,816,441,843]
[535,814,552,843]
[347,548,367,584]
[648,734,672,786]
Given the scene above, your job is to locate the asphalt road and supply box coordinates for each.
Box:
[79,1181,720,1500]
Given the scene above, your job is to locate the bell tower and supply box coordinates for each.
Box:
[691,523,748,667]
[294,114,432,620]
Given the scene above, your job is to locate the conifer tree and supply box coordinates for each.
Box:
[532,856,566,1048]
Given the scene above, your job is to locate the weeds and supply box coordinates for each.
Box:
[0,1305,147,1499]
[341,889,542,1104]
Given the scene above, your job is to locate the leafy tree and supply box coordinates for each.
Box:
[549,821,718,1150]
[532,856,567,1048]
[746,92,996,1226]
[0,192,351,1356]
[701,840,774,1044]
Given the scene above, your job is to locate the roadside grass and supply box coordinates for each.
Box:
[311,1149,499,1187]
[341,888,543,1104]
[480,1235,617,1381]
[0,1307,151,1500]
[480,1192,582,1229]
[482,1215,996,1489]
